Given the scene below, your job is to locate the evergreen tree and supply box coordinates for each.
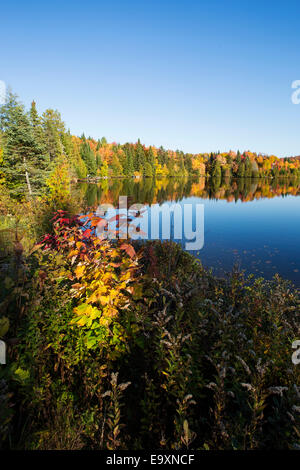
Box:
[178,154,186,175]
[211,160,222,179]
[144,162,153,177]
[42,109,65,161]
[135,139,146,173]
[29,101,46,151]
[123,145,134,176]
[237,162,245,178]
[245,156,252,178]
[0,92,49,197]
[80,141,97,175]
[147,146,155,167]
[96,152,102,169]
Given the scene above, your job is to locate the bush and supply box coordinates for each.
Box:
[1,222,299,450]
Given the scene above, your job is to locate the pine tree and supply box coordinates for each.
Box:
[211,160,222,179]
[123,145,134,176]
[80,141,97,176]
[245,156,252,178]
[42,109,65,161]
[237,162,245,178]
[0,92,49,197]
[144,162,153,177]
[29,101,46,150]
[135,139,146,173]
[147,146,156,175]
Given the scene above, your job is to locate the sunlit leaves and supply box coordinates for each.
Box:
[44,211,142,357]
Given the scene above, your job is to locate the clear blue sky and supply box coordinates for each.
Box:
[1,0,300,157]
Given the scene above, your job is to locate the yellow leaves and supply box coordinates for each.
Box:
[121,270,133,282]
[99,316,111,326]
[99,295,109,306]
[101,271,114,282]
[74,304,101,326]
[105,306,118,317]
[68,249,78,258]
[85,286,107,304]
[59,223,141,354]
[75,264,86,279]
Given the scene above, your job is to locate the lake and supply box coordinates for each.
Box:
[74,176,300,286]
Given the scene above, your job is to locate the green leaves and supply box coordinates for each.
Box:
[0,316,9,337]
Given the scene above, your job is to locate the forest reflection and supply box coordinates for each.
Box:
[75,175,300,208]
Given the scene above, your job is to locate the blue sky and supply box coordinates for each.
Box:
[1,0,300,157]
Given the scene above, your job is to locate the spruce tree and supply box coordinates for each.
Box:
[80,141,97,175]
[147,146,156,174]
[124,145,134,176]
[135,139,146,173]
[29,101,46,151]
[0,92,49,197]
[144,162,153,177]
[42,108,65,161]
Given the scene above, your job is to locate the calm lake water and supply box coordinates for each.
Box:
[74,177,300,286]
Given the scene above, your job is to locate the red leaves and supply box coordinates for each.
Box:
[82,229,92,238]
[120,243,136,259]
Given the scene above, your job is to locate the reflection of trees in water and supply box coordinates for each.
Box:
[74,175,300,208]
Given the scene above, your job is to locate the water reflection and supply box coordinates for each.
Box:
[73,176,300,285]
[74,176,300,208]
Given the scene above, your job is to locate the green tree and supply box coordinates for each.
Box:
[123,145,134,176]
[245,156,252,178]
[80,141,97,176]
[211,160,222,179]
[0,92,49,197]
[29,101,46,151]
[143,162,153,177]
[237,162,245,178]
[100,160,108,177]
[111,153,123,177]
[42,109,65,161]
[147,146,156,175]
[135,139,146,173]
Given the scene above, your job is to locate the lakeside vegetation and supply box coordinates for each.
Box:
[0,207,299,450]
[0,91,299,450]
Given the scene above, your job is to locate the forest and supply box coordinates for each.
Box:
[0,92,299,451]
[1,92,300,201]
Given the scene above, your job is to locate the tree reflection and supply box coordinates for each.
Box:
[74,175,300,209]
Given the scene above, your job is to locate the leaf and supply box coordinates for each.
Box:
[86,337,97,349]
[82,229,92,238]
[0,317,9,337]
[14,368,30,384]
[29,243,43,255]
[120,243,136,258]
[91,217,105,227]
[99,296,109,306]
[75,265,86,279]
[110,262,122,268]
